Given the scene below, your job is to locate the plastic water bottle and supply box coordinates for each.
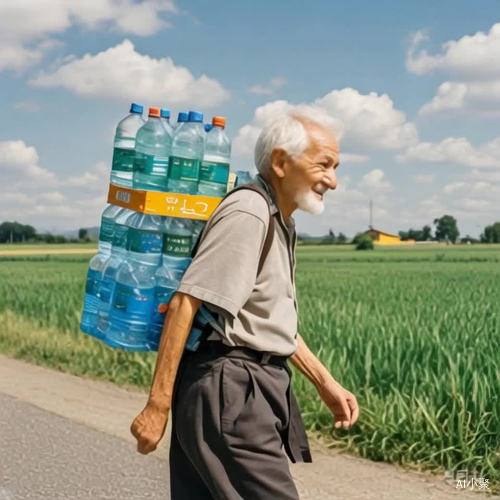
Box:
[97,208,134,336]
[161,217,195,272]
[132,107,172,192]
[150,258,183,347]
[80,204,123,338]
[168,110,204,194]
[161,108,173,136]
[235,170,254,186]
[204,123,213,133]
[198,116,231,197]
[110,103,145,187]
[106,213,163,350]
[174,111,188,133]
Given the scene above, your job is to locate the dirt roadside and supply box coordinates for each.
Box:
[1,354,493,499]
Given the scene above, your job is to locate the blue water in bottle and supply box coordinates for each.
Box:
[80,204,122,338]
[198,116,231,197]
[106,213,163,350]
[110,103,145,187]
[97,208,133,337]
[132,107,172,192]
[168,110,204,194]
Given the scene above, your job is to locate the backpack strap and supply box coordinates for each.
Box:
[191,182,275,273]
[185,181,276,351]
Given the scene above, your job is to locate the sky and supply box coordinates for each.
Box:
[0,0,499,238]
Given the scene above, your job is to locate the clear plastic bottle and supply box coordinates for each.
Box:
[174,111,188,133]
[168,110,204,194]
[235,170,254,186]
[161,217,195,272]
[198,116,231,197]
[204,123,213,133]
[110,103,145,187]
[160,108,173,136]
[96,208,134,336]
[106,213,163,350]
[80,204,122,338]
[132,107,172,192]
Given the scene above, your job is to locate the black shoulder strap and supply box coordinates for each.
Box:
[191,182,275,274]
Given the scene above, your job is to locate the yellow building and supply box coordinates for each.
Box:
[365,228,415,246]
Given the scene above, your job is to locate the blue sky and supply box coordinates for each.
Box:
[0,0,499,237]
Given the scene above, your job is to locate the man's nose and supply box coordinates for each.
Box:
[324,169,337,190]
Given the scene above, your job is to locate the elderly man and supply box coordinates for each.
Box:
[131,113,359,499]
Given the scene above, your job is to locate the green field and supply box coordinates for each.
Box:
[0,244,499,485]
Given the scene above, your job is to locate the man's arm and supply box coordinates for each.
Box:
[290,333,359,429]
[130,291,201,454]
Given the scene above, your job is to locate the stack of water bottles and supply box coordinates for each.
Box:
[80,103,247,351]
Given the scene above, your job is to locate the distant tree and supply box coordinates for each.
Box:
[433,215,459,243]
[480,222,500,243]
[336,232,347,244]
[355,234,374,250]
[78,228,88,240]
[398,230,409,241]
[460,235,478,244]
[422,225,432,241]
[0,221,37,243]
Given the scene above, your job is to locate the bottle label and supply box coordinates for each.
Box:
[85,268,102,295]
[199,161,230,184]
[163,233,192,257]
[112,224,128,248]
[99,218,115,244]
[127,228,162,254]
[168,156,200,181]
[113,284,155,319]
[134,152,169,176]
[112,147,135,173]
[152,284,178,325]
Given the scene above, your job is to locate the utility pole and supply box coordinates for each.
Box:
[369,199,373,230]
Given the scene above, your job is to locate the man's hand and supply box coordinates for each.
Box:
[290,333,360,430]
[130,403,169,455]
[316,376,359,429]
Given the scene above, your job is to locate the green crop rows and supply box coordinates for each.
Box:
[0,244,499,483]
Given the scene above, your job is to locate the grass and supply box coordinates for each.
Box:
[0,243,499,487]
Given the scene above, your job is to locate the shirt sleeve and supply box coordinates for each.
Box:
[177,198,268,318]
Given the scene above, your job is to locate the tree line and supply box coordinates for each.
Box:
[0,221,93,244]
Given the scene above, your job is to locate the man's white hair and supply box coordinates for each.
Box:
[254,114,311,175]
[253,110,339,174]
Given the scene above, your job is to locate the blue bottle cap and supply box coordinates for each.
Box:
[130,102,143,114]
[188,110,203,123]
[177,112,188,123]
[161,108,171,119]
[204,123,213,132]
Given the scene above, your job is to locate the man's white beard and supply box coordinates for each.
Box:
[294,189,325,215]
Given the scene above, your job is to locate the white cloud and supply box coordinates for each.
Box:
[359,169,393,193]
[340,153,369,164]
[247,77,285,95]
[414,174,435,184]
[31,39,230,108]
[397,136,500,168]
[0,140,56,185]
[233,88,417,157]
[407,24,500,79]
[0,0,177,71]
[408,24,500,115]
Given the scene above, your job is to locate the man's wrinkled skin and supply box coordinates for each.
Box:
[131,118,359,455]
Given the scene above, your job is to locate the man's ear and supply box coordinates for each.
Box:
[270,148,287,179]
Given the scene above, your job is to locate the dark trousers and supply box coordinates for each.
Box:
[169,344,310,499]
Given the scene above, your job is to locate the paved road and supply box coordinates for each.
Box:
[0,355,491,499]
[0,394,169,500]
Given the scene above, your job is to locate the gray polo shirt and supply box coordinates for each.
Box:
[177,177,298,357]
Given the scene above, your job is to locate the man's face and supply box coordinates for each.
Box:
[282,122,340,215]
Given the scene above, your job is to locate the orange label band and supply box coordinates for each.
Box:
[107,184,223,220]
